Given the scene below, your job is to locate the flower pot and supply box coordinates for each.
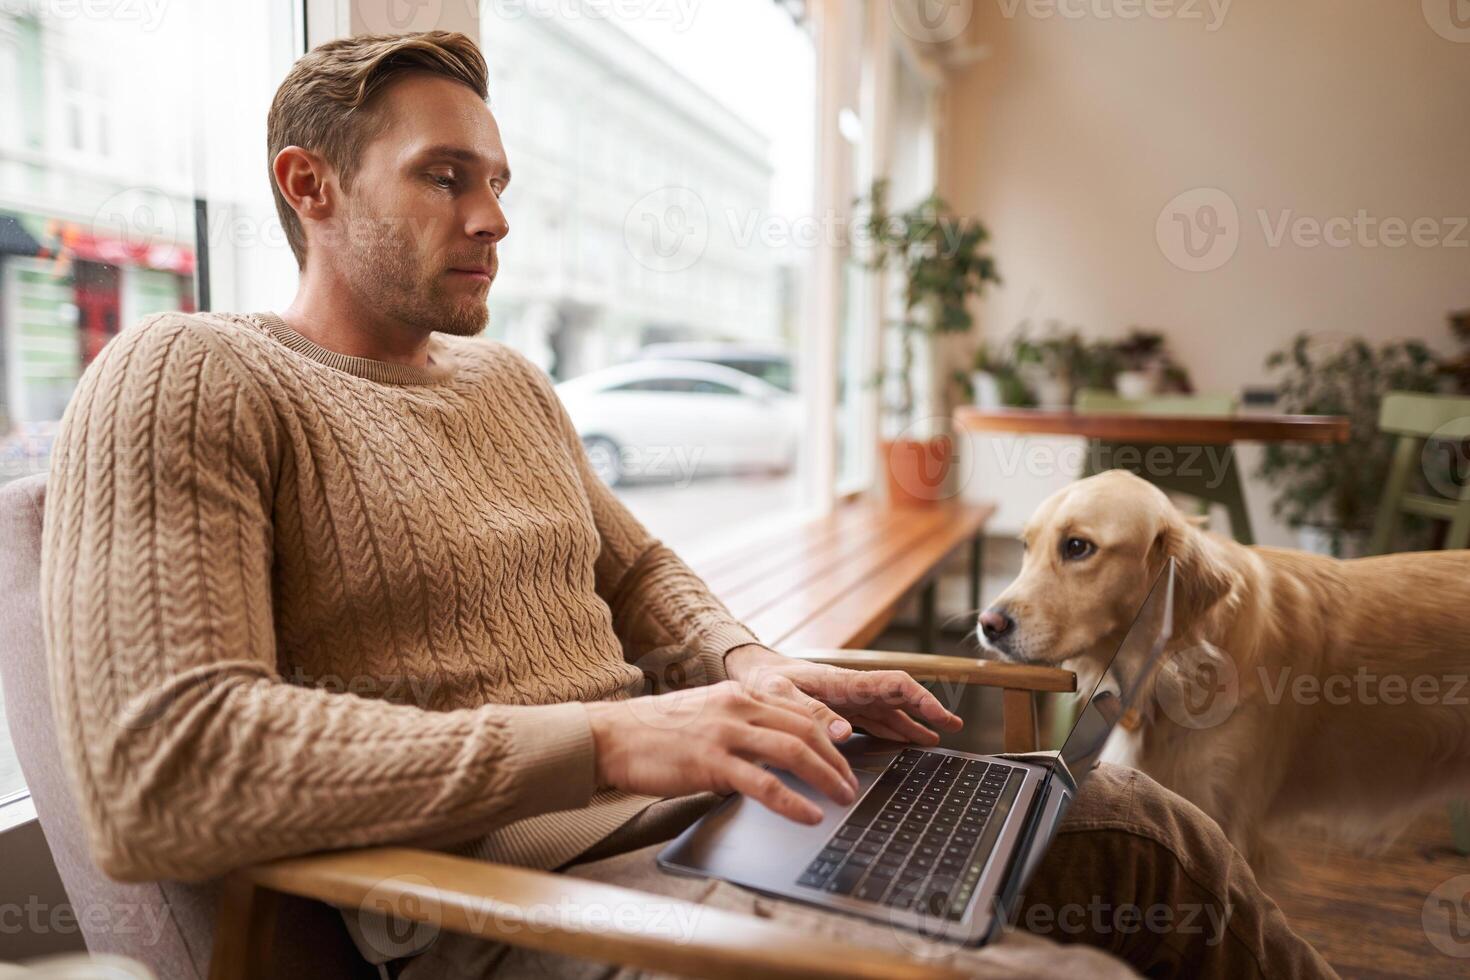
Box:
[1296,525,1369,559]
[970,371,1003,410]
[1116,368,1161,400]
[882,437,956,507]
[1033,377,1071,410]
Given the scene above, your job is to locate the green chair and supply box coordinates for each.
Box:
[1074,389,1252,543]
[1369,392,1470,554]
[1367,392,1470,854]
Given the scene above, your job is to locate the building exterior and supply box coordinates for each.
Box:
[479,9,788,379]
[0,6,196,459]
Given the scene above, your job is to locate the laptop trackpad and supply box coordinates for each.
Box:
[659,737,903,886]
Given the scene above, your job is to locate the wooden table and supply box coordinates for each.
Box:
[694,498,995,653]
[954,406,1351,544]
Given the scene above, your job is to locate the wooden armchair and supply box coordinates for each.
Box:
[213,651,1075,980]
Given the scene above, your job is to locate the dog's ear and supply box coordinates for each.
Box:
[1152,516,1234,631]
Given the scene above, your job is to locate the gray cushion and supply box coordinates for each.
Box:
[0,474,369,979]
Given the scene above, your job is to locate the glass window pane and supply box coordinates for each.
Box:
[478,0,814,550]
[0,0,298,801]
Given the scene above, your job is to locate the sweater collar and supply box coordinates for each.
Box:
[250,311,459,386]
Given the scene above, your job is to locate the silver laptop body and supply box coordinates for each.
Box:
[657,558,1177,946]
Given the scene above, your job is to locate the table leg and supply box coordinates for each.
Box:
[969,534,984,616]
[1216,455,1255,545]
[919,580,936,654]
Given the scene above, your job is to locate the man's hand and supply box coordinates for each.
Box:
[724,644,964,746]
[586,681,860,825]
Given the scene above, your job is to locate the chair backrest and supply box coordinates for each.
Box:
[1074,388,1237,417]
[0,474,382,979]
[1369,392,1470,554]
[0,474,219,977]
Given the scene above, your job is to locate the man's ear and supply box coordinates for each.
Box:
[1151,515,1234,631]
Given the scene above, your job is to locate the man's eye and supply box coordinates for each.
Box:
[1061,537,1095,561]
[430,173,456,189]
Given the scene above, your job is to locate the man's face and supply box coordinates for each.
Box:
[330,72,510,337]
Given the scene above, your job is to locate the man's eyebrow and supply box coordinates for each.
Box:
[411,144,511,180]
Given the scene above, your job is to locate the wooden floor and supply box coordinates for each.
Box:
[873,624,1470,978]
[1274,811,1470,979]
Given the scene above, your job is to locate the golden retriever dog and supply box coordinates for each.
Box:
[976,469,1470,879]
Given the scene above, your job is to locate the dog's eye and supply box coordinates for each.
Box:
[1061,537,1095,561]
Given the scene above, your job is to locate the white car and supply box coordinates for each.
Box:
[555,359,799,486]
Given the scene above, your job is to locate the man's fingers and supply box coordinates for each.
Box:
[741,690,858,791]
[855,671,964,731]
[720,758,823,824]
[849,716,910,742]
[853,707,941,746]
[744,674,853,741]
[802,692,853,741]
[729,726,855,807]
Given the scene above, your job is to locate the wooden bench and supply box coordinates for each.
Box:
[695,498,995,652]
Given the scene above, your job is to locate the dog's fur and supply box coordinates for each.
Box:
[978,470,1470,879]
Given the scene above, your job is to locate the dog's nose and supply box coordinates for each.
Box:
[979,608,1013,641]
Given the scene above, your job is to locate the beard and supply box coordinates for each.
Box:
[338,202,492,339]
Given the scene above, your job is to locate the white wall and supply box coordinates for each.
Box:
[942,0,1470,545]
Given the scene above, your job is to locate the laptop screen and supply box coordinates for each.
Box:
[1054,556,1177,782]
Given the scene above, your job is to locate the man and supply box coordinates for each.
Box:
[40,30,1333,979]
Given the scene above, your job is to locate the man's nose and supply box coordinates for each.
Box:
[467,186,509,242]
[979,608,1014,641]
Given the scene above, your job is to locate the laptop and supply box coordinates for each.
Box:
[657,557,1177,945]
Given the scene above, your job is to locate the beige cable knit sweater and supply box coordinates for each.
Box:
[41,309,760,883]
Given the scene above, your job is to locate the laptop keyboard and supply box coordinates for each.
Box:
[796,749,1022,921]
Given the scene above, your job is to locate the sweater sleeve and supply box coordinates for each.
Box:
[516,355,763,692]
[41,315,597,883]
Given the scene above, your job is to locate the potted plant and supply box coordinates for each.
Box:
[858,178,1001,506]
[1010,321,1118,408]
[1113,329,1166,398]
[1256,333,1441,557]
[963,333,1037,409]
[1441,309,1470,395]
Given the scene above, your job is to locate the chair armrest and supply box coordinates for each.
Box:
[235,847,967,980]
[789,649,1076,693]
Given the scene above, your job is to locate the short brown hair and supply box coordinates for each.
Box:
[266,31,489,269]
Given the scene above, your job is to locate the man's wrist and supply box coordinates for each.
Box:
[725,643,784,680]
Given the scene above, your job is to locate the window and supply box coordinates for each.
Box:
[478,0,816,551]
[689,380,740,396]
[0,0,300,808]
